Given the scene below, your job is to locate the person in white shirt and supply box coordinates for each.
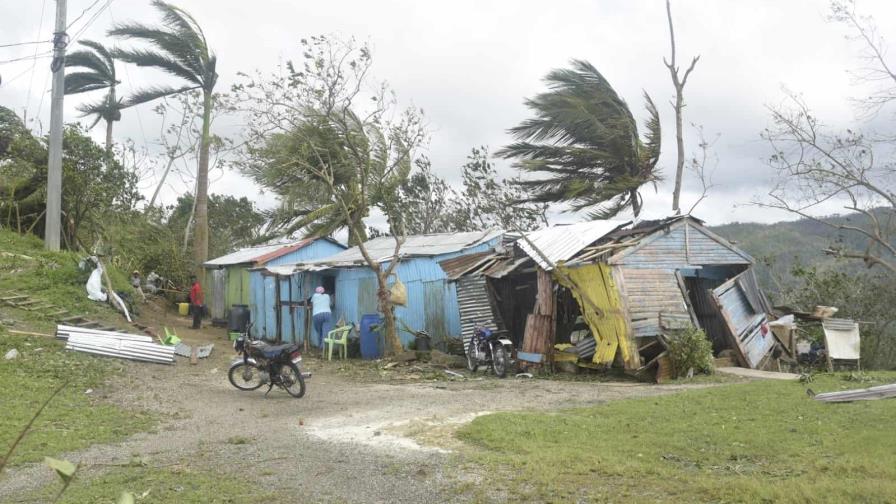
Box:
[311,286,333,347]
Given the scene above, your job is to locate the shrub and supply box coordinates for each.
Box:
[666,327,714,378]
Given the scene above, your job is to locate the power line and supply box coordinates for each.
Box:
[0,52,53,65]
[69,0,114,45]
[66,0,102,30]
[25,0,49,121]
[0,40,51,49]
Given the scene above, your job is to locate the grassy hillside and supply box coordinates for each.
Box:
[0,230,133,332]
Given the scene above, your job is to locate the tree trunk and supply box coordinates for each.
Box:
[671,90,685,213]
[105,86,115,168]
[183,178,199,251]
[148,156,176,209]
[630,189,641,217]
[347,207,368,246]
[378,281,403,356]
[193,90,212,283]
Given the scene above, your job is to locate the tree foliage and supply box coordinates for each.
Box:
[397,147,548,234]
[110,0,219,276]
[63,39,124,153]
[782,266,896,370]
[498,59,662,218]
[236,35,427,355]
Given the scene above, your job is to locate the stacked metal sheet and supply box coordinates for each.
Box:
[56,325,175,364]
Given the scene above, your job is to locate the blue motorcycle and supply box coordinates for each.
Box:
[466,326,513,378]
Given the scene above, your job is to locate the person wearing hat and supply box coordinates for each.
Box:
[311,286,333,347]
[130,270,147,303]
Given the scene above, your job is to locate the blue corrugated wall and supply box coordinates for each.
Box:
[251,236,500,346]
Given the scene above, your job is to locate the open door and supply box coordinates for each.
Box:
[709,270,775,368]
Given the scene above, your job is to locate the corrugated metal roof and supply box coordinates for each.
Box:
[296,229,504,267]
[205,238,320,267]
[516,220,629,270]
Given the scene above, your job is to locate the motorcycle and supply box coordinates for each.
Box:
[229,324,308,398]
[466,326,513,378]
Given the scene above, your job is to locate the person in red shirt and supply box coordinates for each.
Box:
[189,275,204,329]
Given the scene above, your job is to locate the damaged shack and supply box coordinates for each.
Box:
[249,230,504,346]
[445,216,777,373]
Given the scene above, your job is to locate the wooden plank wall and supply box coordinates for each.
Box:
[620,268,691,338]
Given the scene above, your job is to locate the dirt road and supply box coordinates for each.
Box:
[0,308,711,502]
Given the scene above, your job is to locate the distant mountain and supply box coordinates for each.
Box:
[709,213,883,298]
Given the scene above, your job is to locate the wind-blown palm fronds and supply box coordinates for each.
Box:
[109,1,217,106]
[497,59,661,218]
[109,0,218,273]
[63,40,123,152]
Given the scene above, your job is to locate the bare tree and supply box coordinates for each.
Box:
[760,91,896,274]
[830,0,896,117]
[664,0,700,214]
[684,124,717,215]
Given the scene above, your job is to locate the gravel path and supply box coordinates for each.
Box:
[0,334,712,503]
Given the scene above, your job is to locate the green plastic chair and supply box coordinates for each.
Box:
[162,327,181,346]
[323,325,352,360]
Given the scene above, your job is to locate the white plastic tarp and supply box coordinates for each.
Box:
[86,266,107,302]
[822,318,860,360]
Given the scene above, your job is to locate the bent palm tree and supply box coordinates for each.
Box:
[63,40,123,157]
[498,59,661,218]
[109,0,218,275]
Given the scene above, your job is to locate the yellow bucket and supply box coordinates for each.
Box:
[178,302,190,316]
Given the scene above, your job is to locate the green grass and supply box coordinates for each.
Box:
[0,229,134,330]
[0,332,155,466]
[457,372,896,503]
[29,466,273,503]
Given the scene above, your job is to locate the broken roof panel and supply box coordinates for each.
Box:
[516,220,629,270]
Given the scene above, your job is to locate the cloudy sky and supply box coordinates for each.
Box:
[2,0,895,227]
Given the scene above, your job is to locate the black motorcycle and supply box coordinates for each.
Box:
[229,325,308,398]
[466,326,513,378]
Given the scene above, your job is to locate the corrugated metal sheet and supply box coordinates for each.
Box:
[204,238,345,267]
[554,263,638,368]
[517,220,629,270]
[610,221,752,268]
[822,318,860,361]
[264,239,346,266]
[620,267,691,338]
[711,272,775,368]
[456,276,501,352]
[304,229,503,265]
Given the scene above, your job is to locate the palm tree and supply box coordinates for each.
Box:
[63,40,123,157]
[497,59,661,218]
[109,0,218,274]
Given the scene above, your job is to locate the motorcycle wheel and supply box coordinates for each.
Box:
[279,362,306,398]
[491,344,508,378]
[466,339,479,373]
[228,362,265,391]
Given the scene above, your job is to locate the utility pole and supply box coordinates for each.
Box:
[45,0,67,251]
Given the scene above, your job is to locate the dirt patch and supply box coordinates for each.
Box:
[0,309,719,503]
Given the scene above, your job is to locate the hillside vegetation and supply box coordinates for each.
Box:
[0,230,133,332]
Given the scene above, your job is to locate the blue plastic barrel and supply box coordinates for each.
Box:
[360,314,383,360]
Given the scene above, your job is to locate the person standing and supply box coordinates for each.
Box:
[311,286,333,347]
[189,275,204,329]
[130,270,147,302]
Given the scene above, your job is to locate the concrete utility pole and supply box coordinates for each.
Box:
[45,0,67,251]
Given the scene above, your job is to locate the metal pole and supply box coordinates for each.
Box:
[45,0,67,251]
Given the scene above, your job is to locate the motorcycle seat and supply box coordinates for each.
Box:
[255,343,299,358]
